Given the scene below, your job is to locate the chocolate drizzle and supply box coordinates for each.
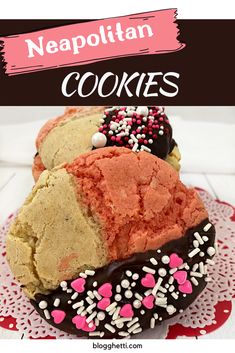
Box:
[31,218,215,338]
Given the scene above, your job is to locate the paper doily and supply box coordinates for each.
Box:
[0,189,235,339]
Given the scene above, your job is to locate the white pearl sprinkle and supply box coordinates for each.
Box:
[126,270,132,277]
[132,273,139,280]
[158,268,167,277]
[166,305,176,315]
[91,132,107,148]
[161,255,170,264]
[60,281,67,288]
[97,312,105,321]
[133,300,142,309]
[136,106,149,116]
[140,310,145,315]
[207,247,216,256]
[39,301,47,309]
[115,294,122,302]
[121,279,130,288]
[125,290,133,299]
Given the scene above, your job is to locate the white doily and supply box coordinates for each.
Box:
[0,189,235,339]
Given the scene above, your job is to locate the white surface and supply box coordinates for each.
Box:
[1,0,235,19]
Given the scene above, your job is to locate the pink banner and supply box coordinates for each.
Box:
[0,9,185,76]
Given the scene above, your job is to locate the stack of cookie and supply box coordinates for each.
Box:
[6,106,216,338]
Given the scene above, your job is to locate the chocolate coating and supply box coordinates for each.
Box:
[31,218,215,338]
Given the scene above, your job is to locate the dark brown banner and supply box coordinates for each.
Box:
[0,20,235,105]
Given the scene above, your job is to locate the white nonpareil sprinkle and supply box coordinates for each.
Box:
[188,248,200,258]
[121,279,130,289]
[67,289,72,294]
[97,312,105,321]
[140,310,145,315]
[142,266,156,274]
[207,247,216,256]
[203,223,212,232]
[202,236,209,242]
[133,300,142,309]
[105,324,116,333]
[125,290,133,299]
[150,257,158,265]
[193,240,199,248]
[85,270,95,276]
[126,270,132,277]
[60,281,67,288]
[72,301,84,309]
[53,299,60,307]
[127,317,139,328]
[128,323,140,333]
[93,281,98,287]
[158,268,167,277]
[131,282,136,288]
[191,277,199,286]
[71,292,78,300]
[132,273,139,280]
[161,255,170,264]
[150,318,155,329]
[152,278,163,296]
[39,301,48,309]
[106,302,117,312]
[86,311,97,323]
[199,251,205,257]
[115,294,122,301]
[44,309,50,320]
[190,271,203,278]
[194,232,204,245]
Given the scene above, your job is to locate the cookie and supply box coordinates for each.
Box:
[32,106,181,181]
[7,147,215,338]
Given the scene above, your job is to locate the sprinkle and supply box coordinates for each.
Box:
[194,232,204,245]
[112,307,120,320]
[114,318,132,325]
[132,273,139,280]
[192,263,199,272]
[199,251,205,257]
[95,318,99,326]
[159,286,167,293]
[72,301,84,309]
[166,305,176,315]
[89,331,102,337]
[133,300,142,309]
[77,306,85,315]
[86,311,97,323]
[188,248,200,258]
[171,292,179,300]
[203,223,212,232]
[207,247,216,256]
[154,313,158,320]
[130,134,138,143]
[150,318,155,329]
[224,310,229,313]
[202,236,209,242]
[60,281,67,288]
[125,290,133,299]
[155,297,167,306]
[183,294,187,297]
[105,324,116,333]
[200,330,207,335]
[132,143,139,152]
[93,290,102,301]
[71,292,78,300]
[165,284,169,289]
[179,309,184,313]
[87,291,95,299]
[158,268,167,277]
[205,277,212,282]
[68,300,72,304]
[150,257,158,265]
[161,255,170,264]
[53,299,60,307]
[44,309,50,320]
[86,297,94,305]
[128,323,140,333]
[206,259,215,265]
[118,331,130,337]
[126,270,132,277]
[159,317,163,321]
[179,263,188,270]
[168,276,174,284]
[67,289,72,293]
[87,303,96,313]
[116,285,121,293]
[140,310,145,315]
[199,262,205,274]
[39,301,48,309]
[190,271,203,278]
[106,302,117,312]
[157,292,165,298]
[97,312,105,321]
[135,293,143,301]
[140,146,151,153]
[157,249,161,253]
[191,277,199,286]
[169,268,177,274]
[143,266,156,274]
[133,328,142,334]
[79,273,87,279]
[145,289,153,296]
[121,280,130,288]
[85,270,95,276]
[193,240,199,248]
[131,282,136,287]
[152,278,163,296]
[115,294,122,301]
[127,318,139,328]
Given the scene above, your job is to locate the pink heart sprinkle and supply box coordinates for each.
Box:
[71,278,86,293]
[98,283,112,298]
[97,297,111,310]
[72,315,86,329]
[142,295,154,309]
[120,304,134,318]
[179,280,193,294]
[173,270,187,285]
[51,310,66,324]
[141,273,156,288]
[169,253,183,269]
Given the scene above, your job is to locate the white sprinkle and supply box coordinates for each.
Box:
[71,292,78,300]
[192,263,199,272]
[105,324,116,333]
[154,313,159,320]
[132,273,139,280]
[157,249,161,253]
[169,268,177,274]
[158,268,167,277]
[127,318,139,328]
[203,223,212,232]
[130,134,138,143]
[200,330,207,335]
[204,265,208,274]
[116,132,126,137]
[179,263,188,270]
[86,311,97,323]
[112,307,120,321]
[72,301,84,309]
[77,306,85,315]
[191,277,199,286]
[166,305,176,315]
[159,317,163,321]
[190,271,203,278]
[140,310,145,315]
[199,251,205,257]
[206,259,215,265]
[168,276,174,284]
[188,248,200,258]
[85,270,95,276]
[115,318,132,325]
[87,291,95,299]
[185,264,190,270]
[109,131,113,135]
[60,281,67,288]
[207,247,216,256]
[128,323,140,333]
[53,298,60,307]
[148,139,153,144]
[97,312,105,321]
[106,302,117,312]
[133,300,142,309]
[199,262,205,274]
[183,294,187,297]
[224,310,229,313]
[87,303,96,313]
[159,130,164,136]
[193,240,199,248]
[143,266,156,274]
[68,300,72,304]
[165,284,169,289]
[89,331,102,337]
[205,277,212,282]
[79,273,87,279]
[155,297,167,306]
[152,278,163,296]
[67,289,72,294]
[157,292,165,298]
[115,294,122,301]
[135,293,143,301]
[202,236,209,242]
[159,286,167,293]
[145,289,153,296]
[118,331,130,337]
[171,292,179,300]
[93,290,102,301]
[86,297,94,305]
[161,255,170,264]
[39,301,48,309]
[133,328,142,335]
[179,309,184,313]
[150,318,155,329]
[150,257,158,265]
[194,232,204,245]
[125,290,133,299]
[116,285,121,293]
[95,318,99,326]
[141,146,151,153]
[131,282,136,287]
[126,270,132,277]
[121,279,130,289]
[44,309,50,320]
